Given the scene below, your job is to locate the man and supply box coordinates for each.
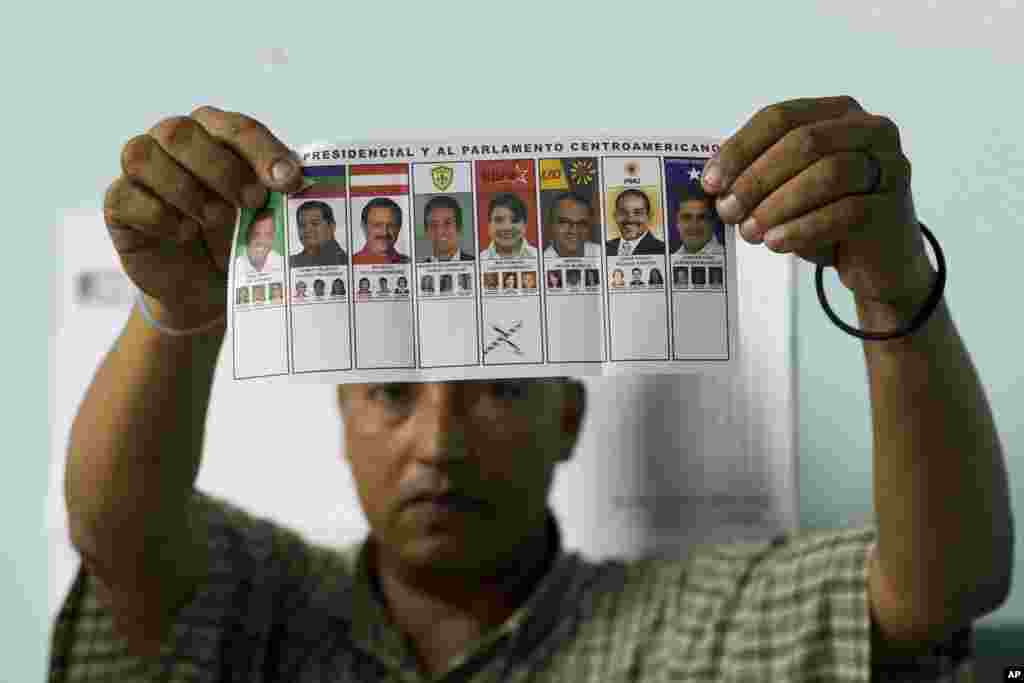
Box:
[331,278,346,296]
[503,272,518,289]
[395,276,409,295]
[667,190,726,257]
[522,271,537,289]
[234,209,283,277]
[313,279,326,297]
[673,266,688,287]
[610,268,625,287]
[565,269,581,287]
[440,273,453,293]
[57,100,1010,681]
[236,286,249,304]
[481,193,537,259]
[629,267,644,287]
[543,192,602,258]
[358,277,371,294]
[605,189,665,256]
[585,269,599,287]
[421,274,434,293]
[290,200,349,267]
[353,197,410,264]
[378,277,390,294]
[420,195,475,262]
[458,273,472,291]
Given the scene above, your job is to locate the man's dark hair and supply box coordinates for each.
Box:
[297,201,335,228]
[615,188,651,216]
[423,195,463,231]
[245,208,276,244]
[487,193,528,224]
[548,191,592,225]
[361,197,402,227]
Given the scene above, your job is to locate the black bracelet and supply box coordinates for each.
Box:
[815,222,946,341]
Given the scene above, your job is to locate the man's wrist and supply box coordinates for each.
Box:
[140,293,227,335]
[853,257,938,336]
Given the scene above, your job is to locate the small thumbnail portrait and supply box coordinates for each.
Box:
[236,286,250,305]
[502,272,519,289]
[585,269,600,287]
[547,270,563,289]
[421,274,435,293]
[691,266,707,286]
[565,268,581,287]
[294,280,307,299]
[269,281,284,303]
[611,269,625,288]
[378,276,390,293]
[252,284,267,303]
[648,267,663,286]
[709,266,723,288]
[457,272,472,291]
[630,267,644,287]
[483,272,500,289]
[673,266,689,287]
[331,278,346,296]
[440,273,453,293]
[358,277,372,294]
[395,276,409,294]
[521,271,537,289]
[313,279,326,297]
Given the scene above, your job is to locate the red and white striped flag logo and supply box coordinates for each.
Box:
[350,164,409,197]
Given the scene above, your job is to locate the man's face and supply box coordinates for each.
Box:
[632,268,642,279]
[489,206,526,251]
[247,216,275,261]
[298,207,334,251]
[314,281,325,296]
[676,199,714,250]
[551,199,590,256]
[426,206,459,257]
[612,270,624,285]
[365,206,401,255]
[338,381,583,573]
[615,193,650,241]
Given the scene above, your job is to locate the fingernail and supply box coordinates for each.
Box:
[243,183,266,208]
[764,226,789,251]
[740,216,761,243]
[717,194,744,224]
[272,157,297,183]
[703,162,721,192]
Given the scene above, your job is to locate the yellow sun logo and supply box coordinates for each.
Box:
[570,159,594,185]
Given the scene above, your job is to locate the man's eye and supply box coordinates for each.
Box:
[369,384,412,405]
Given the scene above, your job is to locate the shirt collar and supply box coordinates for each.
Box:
[346,508,583,674]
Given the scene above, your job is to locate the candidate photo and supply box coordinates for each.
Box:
[542,191,602,258]
[418,195,475,262]
[480,193,538,259]
[235,208,283,278]
[605,189,665,256]
[667,189,725,257]
[353,197,410,264]
[290,200,349,267]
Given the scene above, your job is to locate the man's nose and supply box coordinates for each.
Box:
[412,383,465,464]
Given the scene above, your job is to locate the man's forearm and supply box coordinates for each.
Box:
[857,266,1014,629]
[65,300,223,559]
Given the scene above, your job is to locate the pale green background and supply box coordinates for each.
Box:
[10,1,1023,677]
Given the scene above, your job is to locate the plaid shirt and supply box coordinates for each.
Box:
[49,490,972,682]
